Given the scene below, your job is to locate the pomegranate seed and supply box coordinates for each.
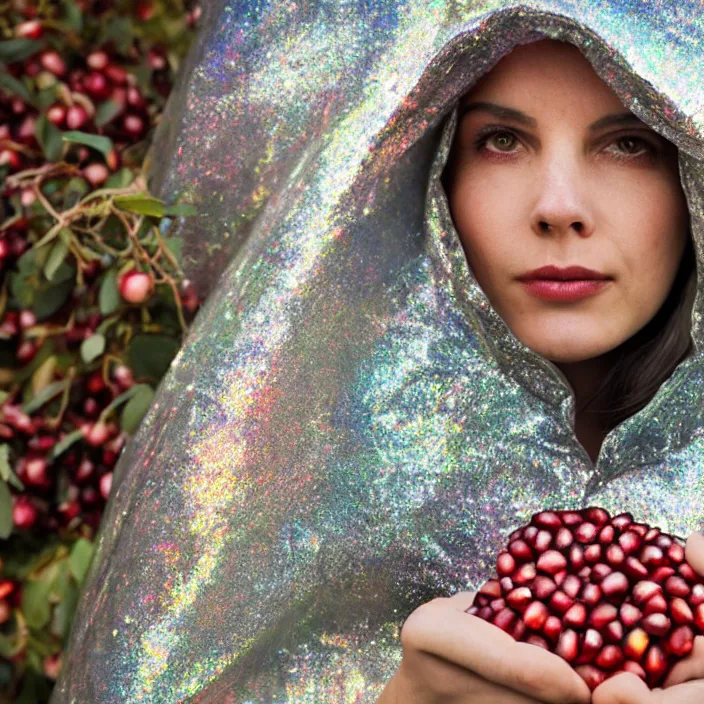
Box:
[507,587,532,610]
[557,629,579,662]
[497,551,516,576]
[641,545,665,567]
[479,579,502,598]
[575,522,598,543]
[532,575,557,599]
[643,593,669,615]
[555,526,574,548]
[574,665,607,691]
[603,619,624,643]
[642,613,671,636]
[601,571,629,597]
[581,583,602,606]
[595,645,624,670]
[690,584,704,605]
[624,627,650,659]
[543,615,562,642]
[537,550,567,574]
[564,602,587,628]
[650,565,676,583]
[679,562,697,582]
[605,544,625,565]
[524,601,549,629]
[644,645,667,679]
[632,581,662,604]
[668,542,685,563]
[589,603,617,629]
[493,608,517,633]
[534,511,563,531]
[562,574,582,598]
[591,563,613,582]
[620,660,646,680]
[549,590,574,614]
[598,525,615,543]
[619,531,642,554]
[584,544,602,564]
[499,576,514,592]
[664,576,691,597]
[666,625,694,656]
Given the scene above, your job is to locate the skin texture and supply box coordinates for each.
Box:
[444,38,690,459]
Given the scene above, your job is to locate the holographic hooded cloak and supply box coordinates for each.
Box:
[51,1,704,702]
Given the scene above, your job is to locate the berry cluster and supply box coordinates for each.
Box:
[0,1,200,697]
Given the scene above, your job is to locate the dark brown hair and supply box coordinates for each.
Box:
[577,233,697,430]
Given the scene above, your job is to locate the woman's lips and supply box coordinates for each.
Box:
[520,279,612,302]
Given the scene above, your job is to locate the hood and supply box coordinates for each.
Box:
[51,2,704,702]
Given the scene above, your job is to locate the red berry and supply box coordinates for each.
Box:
[83,71,112,100]
[118,270,153,304]
[86,50,110,71]
[100,472,113,500]
[15,20,43,39]
[84,163,109,186]
[40,50,67,77]
[66,104,89,130]
[122,113,146,138]
[12,497,38,529]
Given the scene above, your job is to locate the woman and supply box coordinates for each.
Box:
[377,39,704,704]
[51,2,704,703]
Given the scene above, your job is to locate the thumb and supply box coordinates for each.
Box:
[591,673,652,704]
[685,531,704,578]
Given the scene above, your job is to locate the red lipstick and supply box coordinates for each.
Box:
[518,266,612,302]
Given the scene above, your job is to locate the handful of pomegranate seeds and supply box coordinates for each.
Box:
[466,507,704,691]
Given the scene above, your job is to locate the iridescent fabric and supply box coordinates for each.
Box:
[51,2,704,702]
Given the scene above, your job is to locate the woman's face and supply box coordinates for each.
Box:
[446,39,690,364]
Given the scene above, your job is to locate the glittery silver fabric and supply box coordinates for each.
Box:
[51,2,704,702]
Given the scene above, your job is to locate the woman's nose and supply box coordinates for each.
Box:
[529,159,595,239]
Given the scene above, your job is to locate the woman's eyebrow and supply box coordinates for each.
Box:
[460,101,644,132]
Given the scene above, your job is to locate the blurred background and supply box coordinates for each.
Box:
[0,1,202,700]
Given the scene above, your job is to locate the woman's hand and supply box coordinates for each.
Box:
[591,531,704,703]
[376,591,591,704]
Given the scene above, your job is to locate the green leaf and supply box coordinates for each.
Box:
[80,333,106,363]
[49,429,83,460]
[22,379,66,415]
[43,234,70,282]
[62,130,114,158]
[121,384,154,433]
[32,275,74,320]
[34,114,64,162]
[98,268,121,315]
[114,194,165,218]
[105,167,135,189]
[21,578,53,629]
[96,383,141,421]
[0,71,35,105]
[50,580,79,639]
[94,99,122,127]
[127,334,180,381]
[163,237,183,262]
[62,1,83,32]
[0,39,42,63]
[69,538,95,585]
[0,480,13,539]
[164,202,197,217]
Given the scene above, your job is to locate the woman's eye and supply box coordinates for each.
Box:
[607,136,653,158]
[483,131,518,152]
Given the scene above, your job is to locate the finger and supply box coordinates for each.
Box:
[685,532,704,577]
[407,604,591,704]
[447,590,479,612]
[591,672,653,704]
[663,635,704,687]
